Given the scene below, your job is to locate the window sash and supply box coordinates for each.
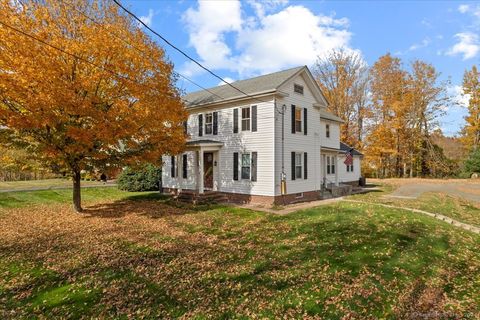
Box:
[295,108,302,132]
[205,113,213,134]
[295,153,302,179]
[241,154,251,179]
[241,107,250,131]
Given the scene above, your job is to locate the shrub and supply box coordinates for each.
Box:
[117,164,162,192]
[463,148,480,178]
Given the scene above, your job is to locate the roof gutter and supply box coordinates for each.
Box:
[185,89,289,110]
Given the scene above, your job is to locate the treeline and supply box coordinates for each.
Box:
[313,50,479,178]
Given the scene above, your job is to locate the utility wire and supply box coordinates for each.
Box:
[57,0,282,118]
[0,20,142,84]
[57,0,227,103]
[112,0,276,106]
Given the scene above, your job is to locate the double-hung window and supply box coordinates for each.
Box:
[347,164,354,172]
[205,113,213,135]
[295,153,302,179]
[241,107,250,131]
[241,154,251,179]
[295,107,302,133]
[327,156,336,175]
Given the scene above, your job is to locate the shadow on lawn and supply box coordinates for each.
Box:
[82,193,190,219]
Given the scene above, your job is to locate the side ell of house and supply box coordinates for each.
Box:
[162,66,363,205]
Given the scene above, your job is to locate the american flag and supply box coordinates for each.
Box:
[344,148,353,166]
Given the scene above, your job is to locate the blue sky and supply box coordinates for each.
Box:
[123,0,480,137]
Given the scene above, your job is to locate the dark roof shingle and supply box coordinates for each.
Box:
[340,142,363,156]
[183,66,304,107]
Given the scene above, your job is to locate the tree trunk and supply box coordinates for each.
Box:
[73,170,82,213]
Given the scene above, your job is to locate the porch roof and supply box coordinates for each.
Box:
[321,146,343,153]
[185,139,223,149]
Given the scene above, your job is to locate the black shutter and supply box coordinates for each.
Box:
[171,156,175,178]
[198,114,203,137]
[251,105,257,132]
[291,152,296,180]
[303,108,307,135]
[213,112,218,135]
[233,152,239,180]
[182,154,187,179]
[251,152,257,181]
[183,121,188,135]
[291,105,296,134]
[304,152,308,179]
[233,108,238,133]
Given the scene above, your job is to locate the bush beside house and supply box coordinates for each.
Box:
[117,165,162,192]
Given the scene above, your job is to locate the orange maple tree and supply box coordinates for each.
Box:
[0,0,187,212]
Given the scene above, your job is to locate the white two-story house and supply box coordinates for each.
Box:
[162,66,363,205]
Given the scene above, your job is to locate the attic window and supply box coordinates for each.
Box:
[294,84,304,95]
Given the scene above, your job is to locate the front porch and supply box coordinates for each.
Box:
[183,139,223,194]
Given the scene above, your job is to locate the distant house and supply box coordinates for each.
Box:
[162,66,363,205]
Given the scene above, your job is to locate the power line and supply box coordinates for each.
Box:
[111,0,275,106]
[56,0,282,118]
[57,0,226,103]
[0,20,139,84]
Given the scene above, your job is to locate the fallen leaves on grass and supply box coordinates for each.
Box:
[0,199,479,319]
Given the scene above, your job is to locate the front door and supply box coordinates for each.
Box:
[203,152,214,190]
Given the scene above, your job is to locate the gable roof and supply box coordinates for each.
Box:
[320,110,343,123]
[340,142,363,156]
[183,66,307,108]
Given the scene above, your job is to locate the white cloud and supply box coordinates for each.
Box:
[458,4,470,14]
[140,9,154,27]
[458,3,480,17]
[447,32,480,60]
[218,77,235,86]
[247,0,288,18]
[408,37,431,51]
[235,6,352,75]
[448,85,470,109]
[182,1,354,77]
[395,37,431,56]
[183,1,242,71]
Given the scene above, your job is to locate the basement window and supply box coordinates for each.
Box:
[295,192,304,199]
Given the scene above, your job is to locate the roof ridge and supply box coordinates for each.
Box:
[184,65,305,96]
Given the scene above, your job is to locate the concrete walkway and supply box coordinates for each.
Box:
[373,178,480,204]
[236,197,345,215]
[344,199,480,234]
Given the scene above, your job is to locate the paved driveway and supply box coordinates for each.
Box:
[370,178,480,204]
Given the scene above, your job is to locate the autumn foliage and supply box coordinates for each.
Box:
[0,0,187,211]
[315,51,454,178]
[461,65,480,151]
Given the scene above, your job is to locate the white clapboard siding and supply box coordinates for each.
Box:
[162,97,276,196]
[320,119,341,150]
[274,74,324,195]
[338,156,362,183]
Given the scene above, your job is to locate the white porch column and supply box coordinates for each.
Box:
[198,147,204,194]
[335,155,339,186]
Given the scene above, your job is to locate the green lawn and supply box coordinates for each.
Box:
[0,178,114,191]
[348,184,480,228]
[0,187,143,209]
[0,188,479,319]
